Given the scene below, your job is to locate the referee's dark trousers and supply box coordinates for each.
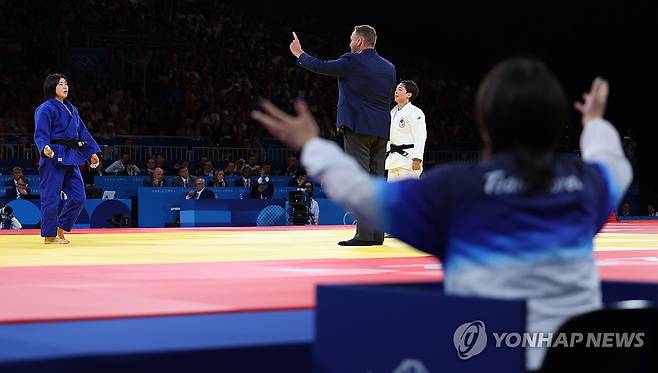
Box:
[342,127,387,243]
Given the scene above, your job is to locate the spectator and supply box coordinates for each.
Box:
[6,176,34,199]
[288,169,307,187]
[200,160,215,177]
[223,161,238,176]
[250,181,271,199]
[234,167,254,188]
[261,161,274,177]
[285,155,300,177]
[141,158,157,176]
[180,160,191,174]
[194,156,209,176]
[5,166,28,187]
[186,178,215,199]
[172,166,197,187]
[234,159,246,173]
[104,152,133,174]
[251,167,274,199]
[210,170,227,187]
[119,159,140,176]
[244,154,261,173]
[143,167,167,187]
[154,153,167,172]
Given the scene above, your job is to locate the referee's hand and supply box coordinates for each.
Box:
[290,31,304,58]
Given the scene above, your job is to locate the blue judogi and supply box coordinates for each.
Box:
[300,112,632,370]
[34,98,101,237]
[374,152,621,369]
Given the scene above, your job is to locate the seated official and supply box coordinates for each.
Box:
[288,169,307,187]
[234,167,255,188]
[172,166,197,187]
[105,152,140,175]
[5,167,29,187]
[210,170,228,187]
[5,176,36,199]
[250,182,272,199]
[186,178,215,200]
[223,161,238,176]
[118,160,140,176]
[252,168,274,198]
[143,167,167,187]
[140,158,157,176]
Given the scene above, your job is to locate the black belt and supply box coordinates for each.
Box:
[51,139,87,150]
[386,144,414,157]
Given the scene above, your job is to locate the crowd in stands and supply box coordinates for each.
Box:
[0,0,483,154]
[0,0,645,216]
[81,150,306,200]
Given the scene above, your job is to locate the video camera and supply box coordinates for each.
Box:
[288,189,311,225]
[1,204,15,229]
[0,204,11,217]
[288,189,309,207]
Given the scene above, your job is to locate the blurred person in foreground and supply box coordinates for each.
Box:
[252,58,632,371]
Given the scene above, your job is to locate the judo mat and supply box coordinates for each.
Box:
[1,222,657,371]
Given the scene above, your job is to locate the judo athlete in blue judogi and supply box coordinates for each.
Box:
[34,73,101,244]
[253,59,632,370]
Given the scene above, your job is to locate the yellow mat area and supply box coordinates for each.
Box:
[594,234,658,251]
[2,229,654,267]
[0,229,426,267]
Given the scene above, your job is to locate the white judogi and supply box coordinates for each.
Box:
[385,102,427,181]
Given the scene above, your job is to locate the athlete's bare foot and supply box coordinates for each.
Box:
[44,236,70,244]
[57,227,67,240]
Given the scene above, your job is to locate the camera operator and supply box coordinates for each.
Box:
[302,181,320,225]
[0,204,22,230]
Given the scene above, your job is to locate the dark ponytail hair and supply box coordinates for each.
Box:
[475,58,567,194]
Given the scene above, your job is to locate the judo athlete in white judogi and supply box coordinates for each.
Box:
[385,80,427,181]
